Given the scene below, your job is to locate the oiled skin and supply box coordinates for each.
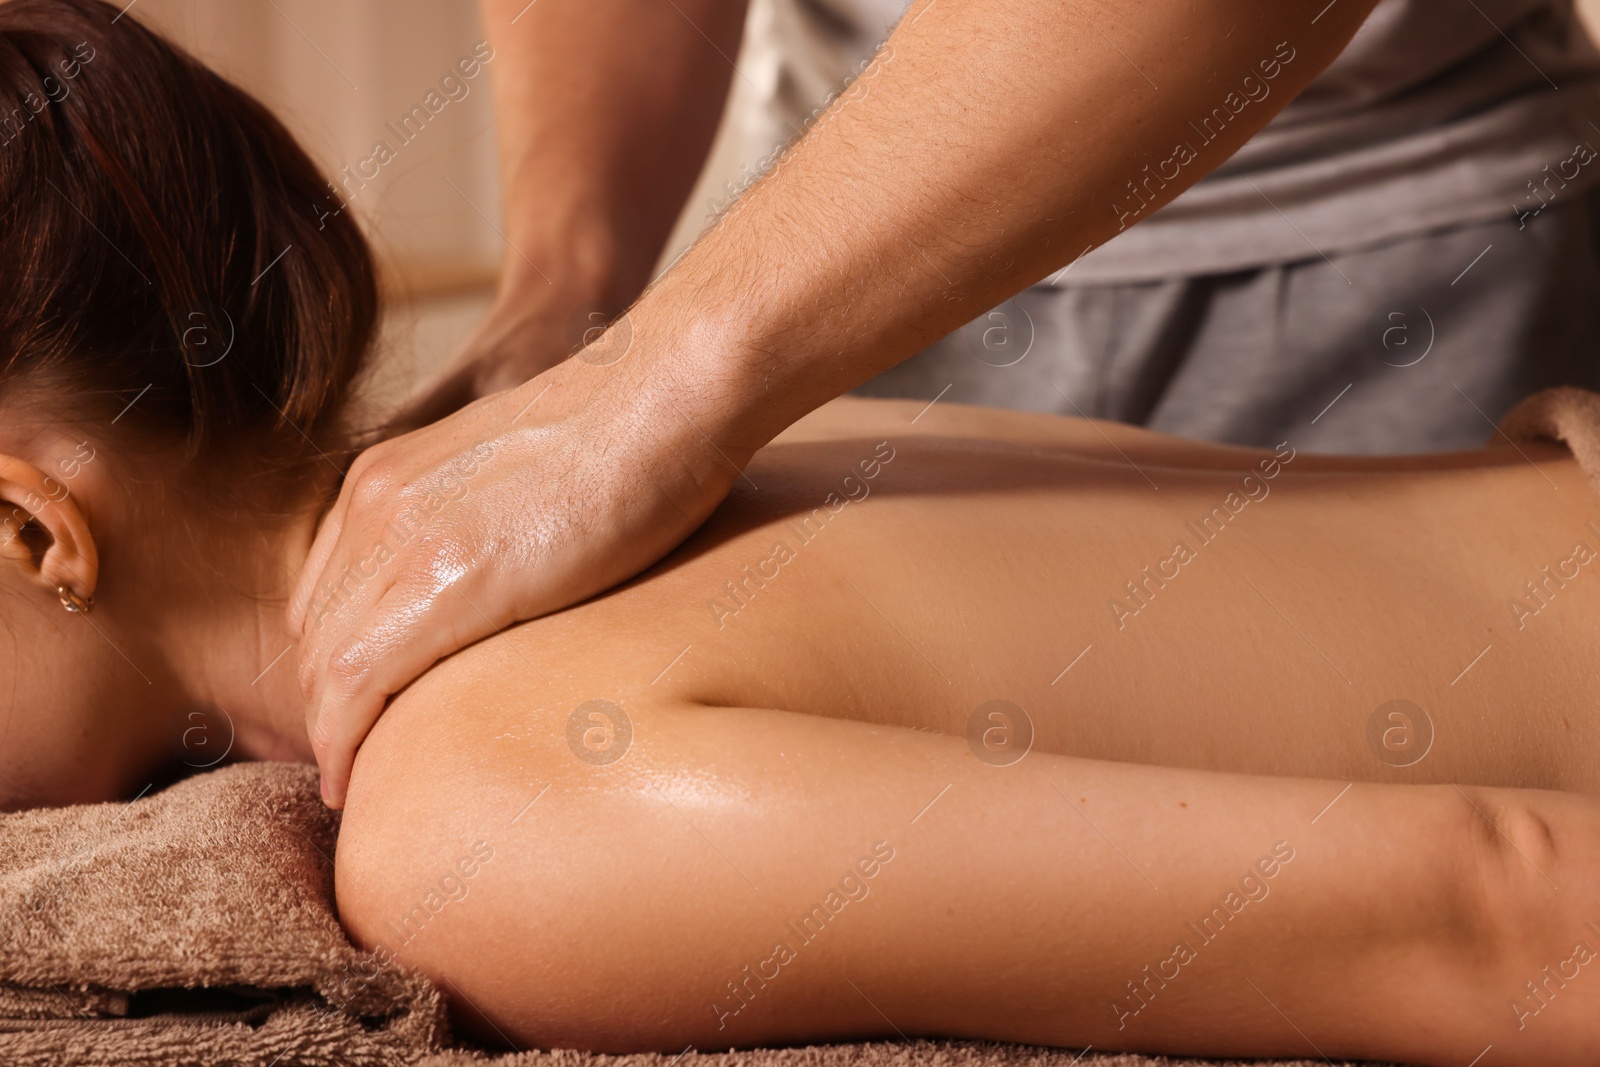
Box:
[296,1,1388,808]
[335,397,1600,1064]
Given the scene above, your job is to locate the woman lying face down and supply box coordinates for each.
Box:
[6,3,1600,1064]
[0,0,368,807]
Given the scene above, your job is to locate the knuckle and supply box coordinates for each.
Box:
[342,448,378,490]
[326,640,375,689]
[411,528,472,587]
[346,441,390,479]
[349,459,399,512]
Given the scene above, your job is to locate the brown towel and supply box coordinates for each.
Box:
[0,763,448,1064]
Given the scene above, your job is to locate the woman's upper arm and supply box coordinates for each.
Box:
[333,695,1561,1057]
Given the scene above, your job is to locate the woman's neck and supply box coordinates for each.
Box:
[128,490,326,773]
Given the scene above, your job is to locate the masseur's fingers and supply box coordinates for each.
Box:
[287,425,433,642]
[292,413,506,796]
[288,397,499,658]
[290,341,745,808]
[305,567,497,808]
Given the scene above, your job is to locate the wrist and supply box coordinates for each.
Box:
[495,191,661,316]
[621,253,821,461]
[630,290,786,464]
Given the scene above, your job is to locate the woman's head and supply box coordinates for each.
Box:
[0,0,376,807]
[0,0,377,484]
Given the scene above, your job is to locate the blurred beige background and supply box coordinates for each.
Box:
[136,0,1600,414]
[134,0,503,411]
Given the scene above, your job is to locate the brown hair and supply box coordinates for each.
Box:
[0,0,376,501]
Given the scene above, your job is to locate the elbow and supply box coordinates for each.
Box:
[1449,785,1600,1050]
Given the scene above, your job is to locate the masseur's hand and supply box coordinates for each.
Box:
[289,322,746,808]
[295,0,1383,807]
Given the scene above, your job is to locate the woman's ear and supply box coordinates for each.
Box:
[0,453,99,607]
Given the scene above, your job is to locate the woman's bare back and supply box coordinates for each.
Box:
[387,395,1600,795]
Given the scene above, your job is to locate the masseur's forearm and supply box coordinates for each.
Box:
[479,0,747,306]
[633,0,1380,452]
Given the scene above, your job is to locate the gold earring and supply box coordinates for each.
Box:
[56,585,93,614]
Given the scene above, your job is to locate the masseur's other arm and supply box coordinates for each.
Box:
[292,0,1383,808]
[390,0,748,430]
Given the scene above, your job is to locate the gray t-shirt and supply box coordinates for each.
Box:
[718,0,1600,283]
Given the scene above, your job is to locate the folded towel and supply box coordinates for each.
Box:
[0,763,448,1064]
[1492,384,1600,494]
[28,377,1593,1064]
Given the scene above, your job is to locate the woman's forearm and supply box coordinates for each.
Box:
[336,698,1600,1063]
[629,0,1381,453]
